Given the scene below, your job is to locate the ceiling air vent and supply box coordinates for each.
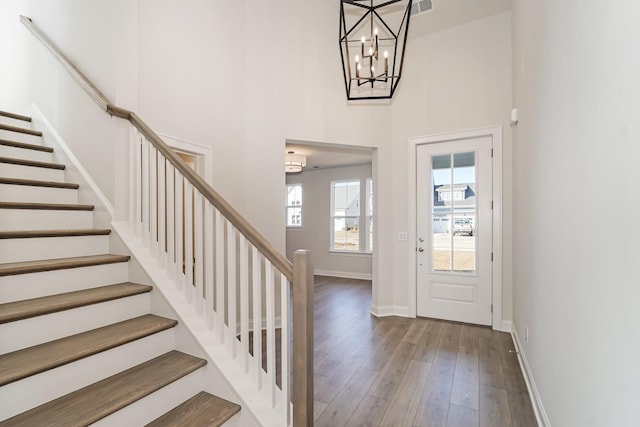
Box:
[411,0,433,16]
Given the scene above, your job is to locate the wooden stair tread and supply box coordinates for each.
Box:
[0,254,130,277]
[0,282,149,324]
[0,138,52,152]
[0,201,93,211]
[0,314,176,386]
[0,111,32,123]
[0,229,110,239]
[0,123,41,137]
[146,391,241,427]
[0,351,207,426]
[0,156,65,170]
[0,177,79,189]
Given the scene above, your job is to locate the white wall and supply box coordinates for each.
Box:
[286,164,373,279]
[391,12,513,318]
[512,0,640,425]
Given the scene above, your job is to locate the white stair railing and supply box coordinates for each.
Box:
[21,14,314,427]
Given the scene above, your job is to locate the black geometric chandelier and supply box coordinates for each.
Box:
[339,0,412,100]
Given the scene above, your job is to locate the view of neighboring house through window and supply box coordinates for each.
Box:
[330,178,374,252]
[331,180,360,250]
[286,184,302,227]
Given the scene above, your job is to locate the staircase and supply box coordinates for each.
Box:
[0,111,241,426]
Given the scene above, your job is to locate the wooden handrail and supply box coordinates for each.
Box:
[20,15,294,281]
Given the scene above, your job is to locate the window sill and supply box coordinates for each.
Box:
[286,227,303,231]
[329,250,372,256]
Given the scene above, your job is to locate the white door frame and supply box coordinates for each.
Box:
[408,127,504,330]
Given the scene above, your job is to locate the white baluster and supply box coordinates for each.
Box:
[157,155,167,268]
[128,126,137,229]
[175,172,184,290]
[227,224,237,357]
[134,133,142,238]
[265,261,276,408]
[239,235,249,373]
[215,210,226,341]
[194,192,204,315]
[149,146,158,258]
[166,164,175,278]
[184,180,194,303]
[141,138,150,247]
[252,246,262,389]
[204,202,215,329]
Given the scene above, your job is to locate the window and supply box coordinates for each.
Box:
[286,184,302,227]
[331,180,360,251]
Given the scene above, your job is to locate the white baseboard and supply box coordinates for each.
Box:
[314,269,372,281]
[28,104,115,224]
[511,328,550,427]
[370,305,411,318]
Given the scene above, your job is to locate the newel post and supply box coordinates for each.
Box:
[292,250,314,427]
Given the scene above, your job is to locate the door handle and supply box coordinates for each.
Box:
[418,247,424,253]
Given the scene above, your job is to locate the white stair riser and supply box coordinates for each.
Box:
[0,129,42,145]
[0,184,78,204]
[0,116,33,129]
[0,235,109,263]
[0,208,92,231]
[0,145,52,163]
[90,368,205,427]
[0,329,175,420]
[0,262,129,303]
[0,293,150,354]
[0,163,64,181]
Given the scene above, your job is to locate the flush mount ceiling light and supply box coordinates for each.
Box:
[285,151,306,173]
[339,0,412,100]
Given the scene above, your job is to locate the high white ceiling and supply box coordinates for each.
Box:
[286,0,511,173]
[286,141,373,171]
[410,0,511,38]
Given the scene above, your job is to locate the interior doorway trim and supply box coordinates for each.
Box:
[159,133,213,184]
[407,127,504,330]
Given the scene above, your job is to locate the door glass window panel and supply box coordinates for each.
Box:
[452,152,476,272]
[431,155,452,271]
[431,152,477,273]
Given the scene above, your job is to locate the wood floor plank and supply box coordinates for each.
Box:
[413,355,457,427]
[368,340,417,398]
[478,331,506,389]
[446,404,479,427]
[507,390,538,427]
[450,346,480,410]
[497,332,528,392]
[347,394,390,427]
[0,254,129,277]
[145,391,240,427]
[315,366,378,427]
[436,322,462,360]
[314,400,329,422]
[459,324,481,350]
[0,282,150,324]
[479,385,512,427]
[379,359,431,427]
[0,351,206,426]
[413,319,443,363]
[0,314,176,385]
[314,351,366,404]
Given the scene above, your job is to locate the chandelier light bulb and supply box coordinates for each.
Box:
[384,50,388,58]
[361,35,366,44]
[355,55,360,63]
[374,27,378,36]
[369,47,373,55]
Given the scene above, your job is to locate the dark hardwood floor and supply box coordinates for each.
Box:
[312,276,538,427]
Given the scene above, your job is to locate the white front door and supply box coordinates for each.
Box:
[416,136,492,325]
